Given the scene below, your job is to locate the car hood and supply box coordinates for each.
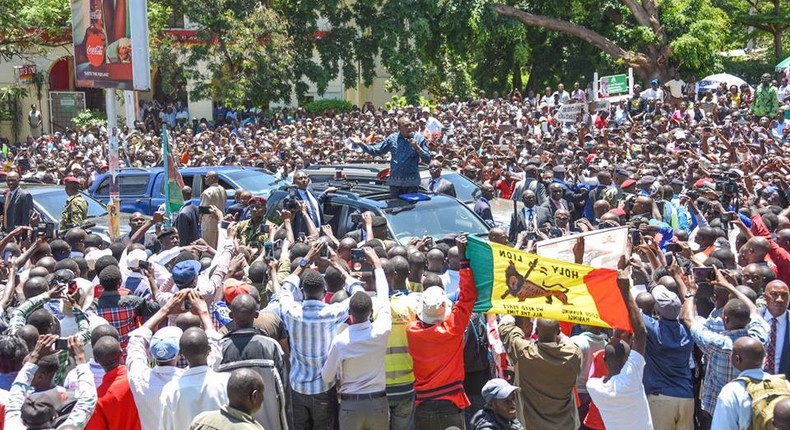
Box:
[75,213,136,243]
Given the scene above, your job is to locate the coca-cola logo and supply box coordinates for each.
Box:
[86,34,105,67]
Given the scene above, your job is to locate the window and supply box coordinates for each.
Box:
[160,174,194,197]
[118,175,151,195]
[95,178,110,196]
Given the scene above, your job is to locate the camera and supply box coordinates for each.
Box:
[715,179,738,195]
[33,222,55,239]
[283,188,300,212]
[264,241,274,261]
[350,213,362,223]
[257,224,270,235]
[138,260,149,271]
[55,338,69,351]
[198,206,211,215]
[350,248,373,272]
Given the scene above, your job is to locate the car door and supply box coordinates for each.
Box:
[117,174,154,214]
[155,173,199,210]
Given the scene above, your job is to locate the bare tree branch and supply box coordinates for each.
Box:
[490,3,631,61]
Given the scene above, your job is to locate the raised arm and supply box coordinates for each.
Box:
[619,269,646,355]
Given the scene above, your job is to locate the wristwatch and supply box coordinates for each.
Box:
[299,258,310,268]
[685,292,695,298]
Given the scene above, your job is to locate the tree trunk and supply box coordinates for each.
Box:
[774,0,784,61]
[512,63,523,93]
[491,3,674,85]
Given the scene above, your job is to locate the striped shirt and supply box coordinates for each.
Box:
[269,273,350,395]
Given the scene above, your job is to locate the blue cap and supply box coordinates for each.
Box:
[481,378,520,403]
[149,326,183,361]
[172,260,201,287]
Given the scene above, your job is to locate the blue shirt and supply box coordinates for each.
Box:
[711,368,790,430]
[642,314,694,398]
[361,132,431,187]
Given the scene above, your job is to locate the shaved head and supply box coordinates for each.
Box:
[732,337,764,372]
[535,318,560,343]
[180,327,210,367]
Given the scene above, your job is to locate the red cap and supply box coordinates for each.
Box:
[223,279,252,305]
[621,179,636,188]
[64,176,81,184]
[248,196,267,206]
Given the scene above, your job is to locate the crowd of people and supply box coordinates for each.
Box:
[1,69,790,430]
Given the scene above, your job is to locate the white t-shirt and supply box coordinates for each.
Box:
[586,350,654,430]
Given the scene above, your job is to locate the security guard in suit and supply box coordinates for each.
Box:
[60,176,88,230]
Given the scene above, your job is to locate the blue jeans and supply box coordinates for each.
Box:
[388,392,415,430]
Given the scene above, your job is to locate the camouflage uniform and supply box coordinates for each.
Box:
[235,218,269,247]
[60,194,88,230]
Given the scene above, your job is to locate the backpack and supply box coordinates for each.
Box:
[736,374,790,430]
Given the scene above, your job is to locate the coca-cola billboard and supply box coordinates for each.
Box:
[71,0,150,90]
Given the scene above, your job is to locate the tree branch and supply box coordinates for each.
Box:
[490,4,631,61]
[622,0,665,41]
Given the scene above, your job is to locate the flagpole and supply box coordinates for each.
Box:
[162,125,172,228]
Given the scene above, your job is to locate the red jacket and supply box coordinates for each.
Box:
[750,214,790,284]
[85,365,141,430]
[406,262,477,409]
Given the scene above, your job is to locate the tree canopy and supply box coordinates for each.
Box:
[0,0,780,105]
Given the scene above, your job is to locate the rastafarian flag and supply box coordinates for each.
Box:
[467,235,632,330]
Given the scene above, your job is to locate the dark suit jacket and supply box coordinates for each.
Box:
[175,202,200,246]
[422,176,456,198]
[508,205,553,242]
[4,187,33,231]
[541,198,573,217]
[776,312,790,377]
[473,198,494,225]
[291,186,327,236]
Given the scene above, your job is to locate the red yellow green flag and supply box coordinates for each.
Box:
[467,235,632,330]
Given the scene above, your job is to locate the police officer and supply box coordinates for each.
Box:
[235,196,270,247]
[61,176,88,230]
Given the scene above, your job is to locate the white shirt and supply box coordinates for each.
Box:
[321,268,391,394]
[587,350,654,430]
[128,326,185,430]
[665,79,686,98]
[762,310,787,373]
[157,365,230,430]
[523,207,538,229]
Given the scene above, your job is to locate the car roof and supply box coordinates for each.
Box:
[112,166,271,174]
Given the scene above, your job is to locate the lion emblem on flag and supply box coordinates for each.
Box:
[501,259,572,305]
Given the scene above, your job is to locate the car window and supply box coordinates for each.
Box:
[160,174,194,197]
[223,170,285,195]
[443,173,481,203]
[383,198,488,242]
[119,175,150,195]
[33,190,107,222]
[94,178,110,196]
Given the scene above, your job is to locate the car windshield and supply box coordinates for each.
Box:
[382,197,489,242]
[33,190,107,222]
[443,172,481,202]
[224,170,284,194]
